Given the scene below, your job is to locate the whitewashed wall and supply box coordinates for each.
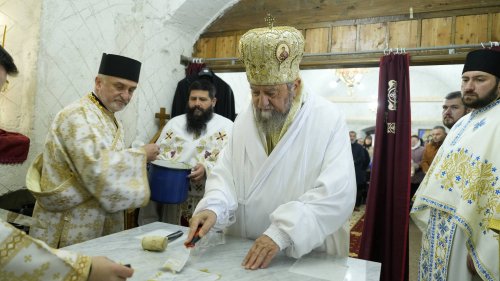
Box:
[0,0,238,196]
[0,0,42,196]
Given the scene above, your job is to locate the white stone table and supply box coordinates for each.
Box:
[64,222,381,281]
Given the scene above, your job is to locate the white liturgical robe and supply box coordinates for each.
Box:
[139,113,233,225]
[412,99,500,281]
[0,219,91,281]
[156,113,233,171]
[195,92,356,258]
[27,93,150,248]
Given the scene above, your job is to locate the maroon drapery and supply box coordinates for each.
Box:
[359,53,411,281]
[0,128,30,164]
[185,62,206,77]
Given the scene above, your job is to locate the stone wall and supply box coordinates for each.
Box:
[0,0,238,196]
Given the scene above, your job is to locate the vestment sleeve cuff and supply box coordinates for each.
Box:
[263,224,292,251]
[202,205,226,228]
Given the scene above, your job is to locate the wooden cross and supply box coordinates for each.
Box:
[155,107,170,128]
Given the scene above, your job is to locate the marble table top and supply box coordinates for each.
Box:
[64,222,381,281]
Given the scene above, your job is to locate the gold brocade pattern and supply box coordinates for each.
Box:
[0,228,24,262]
[87,92,118,127]
[0,208,47,229]
[27,93,149,248]
[0,263,51,281]
[0,221,91,281]
[412,100,500,281]
[432,148,498,233]
[239,26,304,85]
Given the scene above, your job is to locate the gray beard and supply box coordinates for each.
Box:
[253,90,294,135]
[254,109,289,135]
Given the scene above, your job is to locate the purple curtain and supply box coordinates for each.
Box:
[359,53,412,281]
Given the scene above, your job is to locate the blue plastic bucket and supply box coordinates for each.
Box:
[148,160,191,204]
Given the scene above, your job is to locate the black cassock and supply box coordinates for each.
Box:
[171,69,236,121]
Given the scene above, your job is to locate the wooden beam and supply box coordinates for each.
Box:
[204,53,468,72]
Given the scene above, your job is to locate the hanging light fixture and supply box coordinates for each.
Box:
[335,68,367,95]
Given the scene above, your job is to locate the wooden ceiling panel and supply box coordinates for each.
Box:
[204,0,500,34]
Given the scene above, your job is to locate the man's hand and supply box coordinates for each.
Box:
[242,235,279,270]
[142,144,159,162]
[188,163,206,182]
[186,210,216,244]
[88,256,134,281]
[466,253,477,275]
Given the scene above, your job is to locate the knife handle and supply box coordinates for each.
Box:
[184,227,201,248]
[166,230,184,241]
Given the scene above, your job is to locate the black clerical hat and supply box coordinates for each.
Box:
[0,45,18,75]
[98,53,141,82]
[462,49,500,78]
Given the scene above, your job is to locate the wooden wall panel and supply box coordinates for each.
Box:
[304,28,330,53]
[492,13,500,41]
[205,0,500,33]
[388,20,419,48]
[358,23,387,50]
[194,10,500,68]
[421,17,452,46]
[194,38,216,57]
[331,25,357,52]
[235,34,243,58]
[455,14,488,44]
[215,35,237,58]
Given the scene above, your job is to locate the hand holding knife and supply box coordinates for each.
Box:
[184,227,201,248]
[185,209,217,247]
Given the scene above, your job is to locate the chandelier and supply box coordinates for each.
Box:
[335,68,368,95]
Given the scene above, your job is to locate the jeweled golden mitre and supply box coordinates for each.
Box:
[239,26,304,85]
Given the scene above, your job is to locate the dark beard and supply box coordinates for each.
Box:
[462,81,499,109]
[186,106,213,136]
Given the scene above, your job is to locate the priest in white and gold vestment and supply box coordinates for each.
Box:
[26,54,160,248]
[0,48,134,281]
[139,79,233,226]
[0,219,135,281]
[411,49,500,281]
[187,25,356,270]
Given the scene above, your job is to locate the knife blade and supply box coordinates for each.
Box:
[163,227,201,273]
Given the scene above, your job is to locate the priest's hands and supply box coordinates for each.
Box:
[188,163,206,182]
[143,144,160,162]
[186,209,217,244]
[242,235,279,270]
[88,256,133,281]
